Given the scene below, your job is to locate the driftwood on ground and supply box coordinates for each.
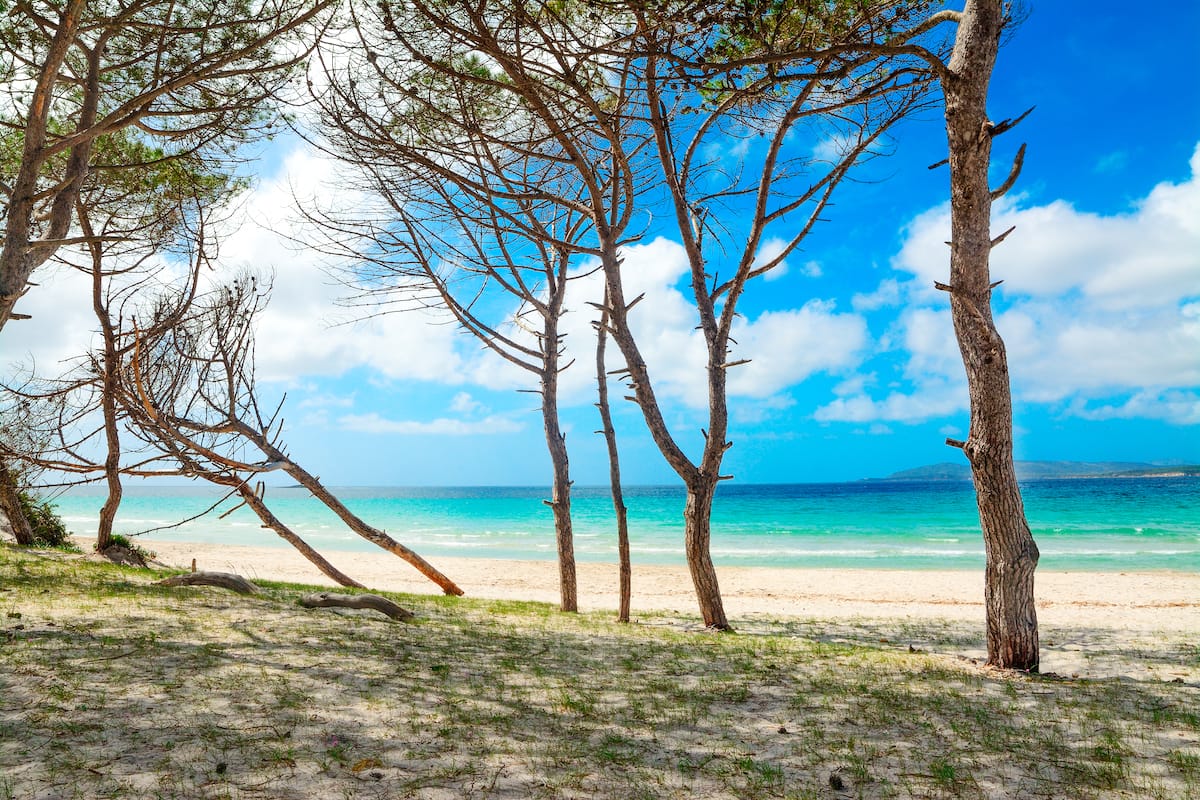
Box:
[155,571,260,595]
[299,592,414,621]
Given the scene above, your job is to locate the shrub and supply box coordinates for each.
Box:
[16,490,77,551]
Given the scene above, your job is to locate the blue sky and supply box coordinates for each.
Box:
[7,2,1199,486]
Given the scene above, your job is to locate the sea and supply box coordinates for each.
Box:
[49,477,1200,572]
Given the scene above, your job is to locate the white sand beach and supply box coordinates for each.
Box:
[143,538,1200,632]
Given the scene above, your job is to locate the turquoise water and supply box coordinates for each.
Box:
[49,478,1200,572]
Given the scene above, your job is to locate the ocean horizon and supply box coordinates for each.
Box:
[49,477,1200,573]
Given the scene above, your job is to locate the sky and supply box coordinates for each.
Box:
[4,2,1199,486]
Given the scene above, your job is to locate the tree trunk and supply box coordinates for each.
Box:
[156,571,259,594]
[0,0,85,332]
[233,482,366,589]
[232,427,464,596]
[542,365,578,613]
[595,298,631,623]
[683,479,730,630]
[0,465,35,545]
[600,247,732,630]
[92,239,121,552]
[943,0,1039,671]
[299,592,414,621]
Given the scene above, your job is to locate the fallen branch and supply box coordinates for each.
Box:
[299,592,414,621]
[155,571,260,595]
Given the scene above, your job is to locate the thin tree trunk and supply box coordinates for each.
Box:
[595,298,631,622]
[541,330,577,612]
[90,235,121,552]
[943,0,1039,670]
[0,464,35,545]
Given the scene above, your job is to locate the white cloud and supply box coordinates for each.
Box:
[297,391,356,410]
[549,239,869,409]
[726,302,868,398]
[338,412,524,435]
[752,237,791,280]
[851,278,901,312]
[449,391,486,415]
[815,378,967,423]
[825,142,1200,425]
[1068,390,1200,426]
[214,146,472,386]
[1,262,97,373]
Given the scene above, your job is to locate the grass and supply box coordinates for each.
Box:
[1,544,1198,799]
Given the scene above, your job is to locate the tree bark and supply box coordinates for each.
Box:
[541,327,578,612]
[942,0,1039,671]
[683,479,730,630]
[0,465,35,546]
[156,571,259,594]
[595,297,631,623]
[232,482,367,589]
[299,592,414,621]
[230,427,464,596]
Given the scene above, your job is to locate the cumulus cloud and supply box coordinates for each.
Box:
[546,238,868,409]
[818,142,1200,425]
[1,263,97,373]
[214,146,471,386]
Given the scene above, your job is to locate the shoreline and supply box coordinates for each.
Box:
[139,537,1200,634]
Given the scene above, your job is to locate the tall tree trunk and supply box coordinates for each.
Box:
[943,0,1039,670]
[91,237,121,552]
[0,464,35,545]
[541,319,577,612]
[0,0,86,331]
[595,297,631,622]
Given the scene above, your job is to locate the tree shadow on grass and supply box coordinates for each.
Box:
[2,547,1199,799]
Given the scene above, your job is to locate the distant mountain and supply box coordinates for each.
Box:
[876,461,1200,481]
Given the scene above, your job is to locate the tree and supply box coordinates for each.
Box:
[936,0,1039,670]
[309,0,648,611]
[316,0,930,629]
[698,0,1039,666]
[0,0,334,331]
[117,274,464,594]
[0,131,239,552]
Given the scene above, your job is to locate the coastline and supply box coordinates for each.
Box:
[141,537,1200,634]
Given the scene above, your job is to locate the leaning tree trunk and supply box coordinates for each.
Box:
[594,297,631,623]
[942,0,1039,670]
[231,424,464,596]
[232,482,366,589]
[0,464,35,545]
[541,330,578,613]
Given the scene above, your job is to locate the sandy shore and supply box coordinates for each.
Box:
[143,538,1200,634]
